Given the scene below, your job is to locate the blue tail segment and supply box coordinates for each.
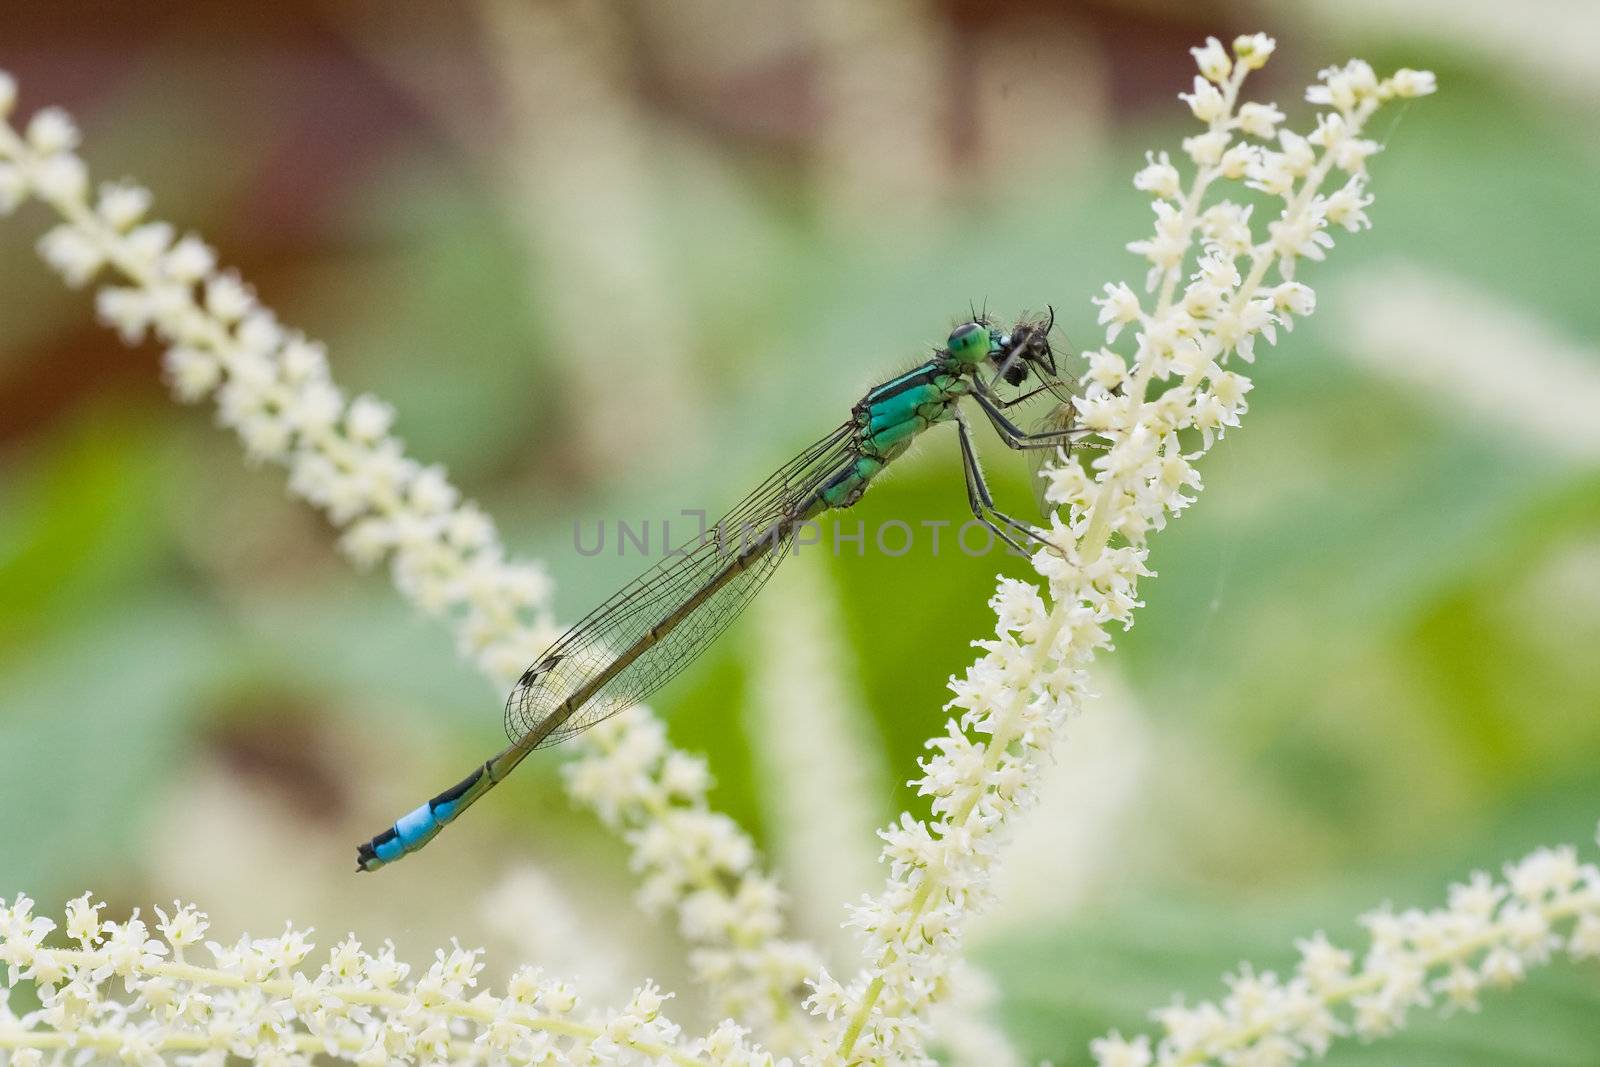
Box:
[356,763,491,872]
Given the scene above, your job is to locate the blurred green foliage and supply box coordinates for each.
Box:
[1,9,1597,1061]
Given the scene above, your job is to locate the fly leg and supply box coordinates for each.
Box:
[993,381,1059,409]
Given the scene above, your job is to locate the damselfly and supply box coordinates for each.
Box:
[357,312,1087,871]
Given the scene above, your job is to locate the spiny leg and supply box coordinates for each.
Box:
[956,418,1031,554]
[957,416,1053,552]
[993,380,1062,410]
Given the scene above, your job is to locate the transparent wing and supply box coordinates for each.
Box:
[506,422,857,749]
[1026,402,1079,516]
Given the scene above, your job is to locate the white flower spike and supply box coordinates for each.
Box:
[806,37,1439,1064]
[1093,829,1600,1065]
[0,893,779,1066]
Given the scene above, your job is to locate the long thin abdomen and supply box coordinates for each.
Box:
[356,485,837,872]
[352,387,953,872]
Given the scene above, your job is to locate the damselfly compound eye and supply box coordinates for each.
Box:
[946,321,988,363]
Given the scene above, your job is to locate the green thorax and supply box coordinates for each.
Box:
[816,354,976,511]
[815,321,1008,511]
[856,358,972,457]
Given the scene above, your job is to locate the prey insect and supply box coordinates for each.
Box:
[357,311,1088,871]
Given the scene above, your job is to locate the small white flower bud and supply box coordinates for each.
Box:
[1190,36,1231,83]
[1181,129,1229,168]
[0,162,26,214]
[163,345,223,402]
[235,309,284,354]
[31,152,88,202]
[1323,175,1374,232]
[123,221,175,265]
[1233,33,1276,69]
[280,338,327,383]
[1391,68,1438,98]
[1217,142,1255,180]
[1132,151,1181,199]
[96,181,152,231]
[37,223,105,287]
[96,286,153,343]
[1278,129,1315,177]
[409,464,459,514]
[144,281,193,339]
[26,106,79,155]
[204,272,254,323]
[1093,282,1142,342]
[1179,76,1227,122]
[1236,101,1285,139]
[347,394,396,443]
[163,234,216,283]
[1345,59,1380,98]
[1272,281,1316,318]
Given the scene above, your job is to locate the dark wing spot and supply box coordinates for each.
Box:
[518,653,563,688]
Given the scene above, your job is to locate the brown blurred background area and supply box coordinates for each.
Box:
[3,2,1600,1061]
[0,1,1241,452]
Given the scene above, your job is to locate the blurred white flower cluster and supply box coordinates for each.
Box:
[0,74,555,690]
[800,36,1435,1065]
[0,64,815,1059]
[1092,829,1600,1066]
[0,892,775,1066]
[5,825,1598,1067]
[564,715,824,1053]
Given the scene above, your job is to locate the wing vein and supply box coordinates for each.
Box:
[504,423,857,748]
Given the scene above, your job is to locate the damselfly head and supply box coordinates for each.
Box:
[945,320,992,366]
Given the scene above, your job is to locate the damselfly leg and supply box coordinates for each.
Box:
[956,415,1053,554]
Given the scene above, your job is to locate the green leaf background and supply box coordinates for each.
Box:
[1,9,1596,1061]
